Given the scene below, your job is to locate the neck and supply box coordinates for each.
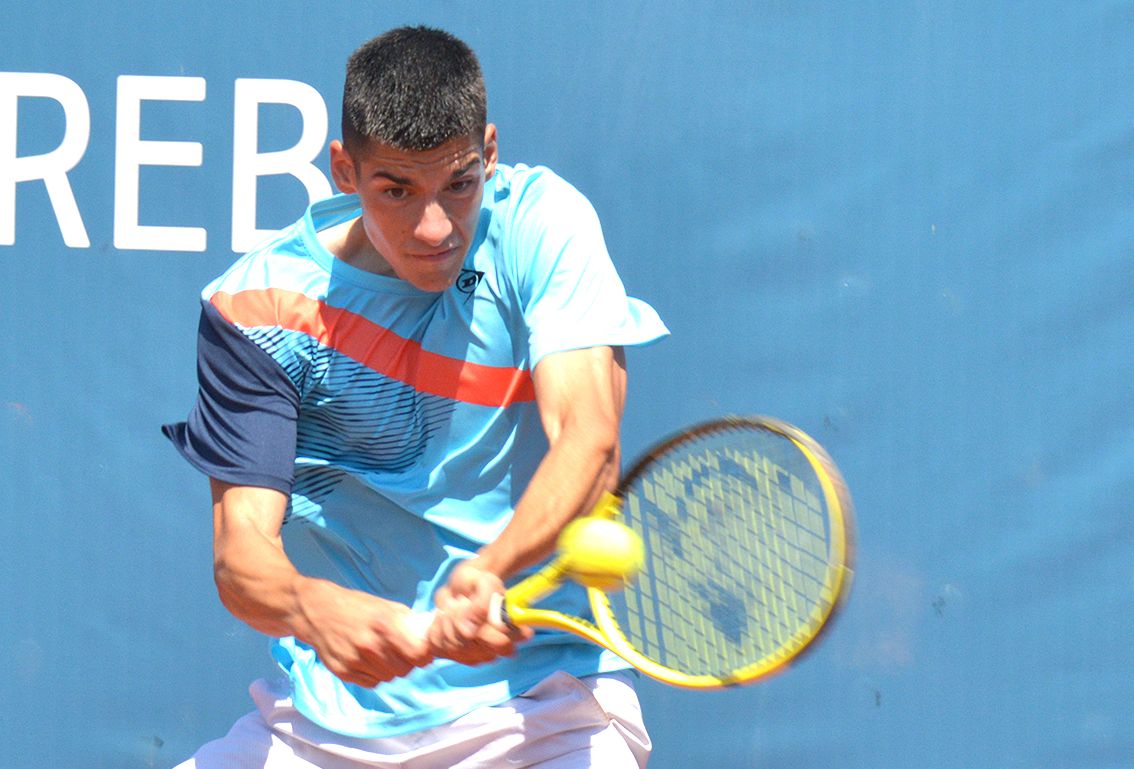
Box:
[319,217,396,277]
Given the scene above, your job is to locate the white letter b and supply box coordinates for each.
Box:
[231,79,331,253]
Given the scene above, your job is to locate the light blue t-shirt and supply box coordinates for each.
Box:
[165,163,668,738]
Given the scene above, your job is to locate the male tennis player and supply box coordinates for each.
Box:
[164,26,667,768]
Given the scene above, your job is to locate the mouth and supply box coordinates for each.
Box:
[410,246,460,263]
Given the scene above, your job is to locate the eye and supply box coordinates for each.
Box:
[449,178,475,193]
[383,187,410,201]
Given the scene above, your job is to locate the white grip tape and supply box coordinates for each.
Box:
[404,594,508,640]
[403,610,434,640]
[488,592,508,630]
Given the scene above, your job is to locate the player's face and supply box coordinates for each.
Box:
[331,126,498,292]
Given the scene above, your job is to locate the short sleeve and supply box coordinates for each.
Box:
[162,300,300,493]
[507,169,669,368]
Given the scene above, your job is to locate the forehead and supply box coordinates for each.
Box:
[351,135,485,177]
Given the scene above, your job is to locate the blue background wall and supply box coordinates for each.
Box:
[2,3,1132,767]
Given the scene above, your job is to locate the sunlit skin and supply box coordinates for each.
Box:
[325,125,498,292]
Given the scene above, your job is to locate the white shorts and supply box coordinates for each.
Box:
[174,671,651,769]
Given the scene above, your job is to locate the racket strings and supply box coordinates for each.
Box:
[612,427,839,679]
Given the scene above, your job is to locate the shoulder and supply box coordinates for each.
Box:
[202,195,357,309]
[492,163,597,222]
[487,163,604,274]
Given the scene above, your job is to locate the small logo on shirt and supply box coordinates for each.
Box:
[456,269,484,298]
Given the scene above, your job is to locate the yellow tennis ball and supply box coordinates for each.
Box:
[557,516,645,591]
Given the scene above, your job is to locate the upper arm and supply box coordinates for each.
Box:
[532,345,627,450]
[210,478,289,559]
[162,300,301,494]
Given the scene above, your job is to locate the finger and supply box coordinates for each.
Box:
[394,628,434,668]
[471,622,526,657]
[344,671,383,688]
[507,624,535,644]
[361,648,415,681]
[451,645,497,665]
[427,610,467,654]
[443,595,480,639]
[328,659,385,688]
[356,629,429,680]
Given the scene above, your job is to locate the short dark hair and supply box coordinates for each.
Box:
[342,26,487,153]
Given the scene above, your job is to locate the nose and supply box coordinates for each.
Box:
[414,200,454,247]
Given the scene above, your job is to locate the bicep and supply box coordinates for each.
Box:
[532,346,627,447]
[211,478,288,554]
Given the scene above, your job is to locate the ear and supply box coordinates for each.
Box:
[329,140,358,194]
[483,124,499,180]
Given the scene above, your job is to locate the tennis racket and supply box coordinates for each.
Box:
[422,416,854,689]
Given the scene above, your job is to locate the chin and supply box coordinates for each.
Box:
[416,280,456,293]
[397,258,465,293]
[403,271,459,293]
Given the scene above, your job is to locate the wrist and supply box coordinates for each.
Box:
[466,548,515,582]
[289,574,326,642]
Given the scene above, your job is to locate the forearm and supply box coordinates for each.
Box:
[210,479,319,641]
[210,479,433,684]
[475,420,619,578]
[425,420,613,662]
[420,347,627,661]
[474,346,626,579]
[213,526,316,640]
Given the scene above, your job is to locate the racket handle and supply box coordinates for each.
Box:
[488,592,512,630]
[403,610,434,640]
[404,594,512,640]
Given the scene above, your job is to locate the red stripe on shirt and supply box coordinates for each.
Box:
[210,288,536,408]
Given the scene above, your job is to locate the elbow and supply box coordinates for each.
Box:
[212,556,240,614]
[211,553,276,636]
[594,422,619,468]
[212,545,253,622]
[585,414,619,456]
[560,410,621,480]
[562,406,618,451]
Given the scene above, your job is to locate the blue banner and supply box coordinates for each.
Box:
[2,3,1131,767]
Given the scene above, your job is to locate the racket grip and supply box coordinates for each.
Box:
[403,610,434,640]
[406,594,511,639]
[488,592,512,630]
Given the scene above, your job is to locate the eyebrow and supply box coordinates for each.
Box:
[373,170,413,185]
[372,159,480,186]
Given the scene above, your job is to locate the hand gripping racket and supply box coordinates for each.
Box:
[424,416,855,689]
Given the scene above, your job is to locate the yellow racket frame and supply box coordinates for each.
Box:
[498,417,855,689]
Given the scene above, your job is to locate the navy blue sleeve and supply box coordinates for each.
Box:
[162,300,300,493]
